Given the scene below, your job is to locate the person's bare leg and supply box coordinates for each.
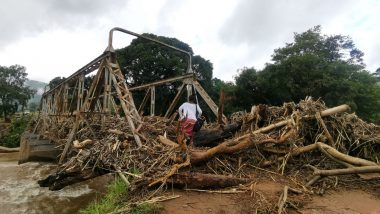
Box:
[188,135,194,147]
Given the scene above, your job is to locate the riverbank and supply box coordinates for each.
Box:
[0,151,19,161]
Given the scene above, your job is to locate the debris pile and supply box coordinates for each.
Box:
[38,98,380,212]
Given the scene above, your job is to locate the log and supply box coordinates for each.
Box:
[38,168,108,190]
[158,135,179,148]
[0,146,19,153]
[167,172,250,189]
[217,89,225,125]
[320,104,349,117]
[261,144,318,167]
[190,129,296,164]
[306,164,380,186]
[315,112,335,145]
[314,166,380,176]
[306,175,321,187]
[316,142,380,179]
[73,139,94,149]
[316,142,377,166]
[193,123,241,147]
[277,185,289,214]
[59,121,78,164]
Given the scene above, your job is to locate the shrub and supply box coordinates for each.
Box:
[0,115,32,148]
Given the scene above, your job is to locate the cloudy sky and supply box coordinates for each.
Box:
[0,0,379,83]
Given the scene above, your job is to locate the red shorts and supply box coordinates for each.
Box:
[180,118,196,137]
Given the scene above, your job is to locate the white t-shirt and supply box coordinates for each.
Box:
[178,102,202,120]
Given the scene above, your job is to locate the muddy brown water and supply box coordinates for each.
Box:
[0,152,112,214]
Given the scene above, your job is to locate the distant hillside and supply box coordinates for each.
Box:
[25,80,47,105]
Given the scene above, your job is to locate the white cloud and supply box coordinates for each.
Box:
[0,29,105,82]
[0,0,127,48]
[219,0,380,73]
[0,0,379,84]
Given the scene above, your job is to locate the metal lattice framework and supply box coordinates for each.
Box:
[35,28,225,163]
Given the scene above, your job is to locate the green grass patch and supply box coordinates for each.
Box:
[81,178,127,214]
[80,177,161,214]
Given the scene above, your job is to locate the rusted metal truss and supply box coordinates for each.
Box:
[35,27,224,162]
[129,74,226,121]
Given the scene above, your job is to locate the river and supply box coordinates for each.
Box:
[0,152,112,214]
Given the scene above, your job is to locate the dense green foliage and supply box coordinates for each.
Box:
[48,76,66,89]
[28,102,39,112]
[229,26,380,123]
[0,65,36,120]
[0,115,32,148]
[116,34,214,118]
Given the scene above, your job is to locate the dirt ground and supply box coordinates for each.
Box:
[302,190,380,214]
[160,181,380,214]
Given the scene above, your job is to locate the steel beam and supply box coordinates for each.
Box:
[129,74,193,91]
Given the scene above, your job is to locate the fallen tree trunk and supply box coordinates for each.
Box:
[167,172,250,189]
[277,185,289,214]
[193,123,241,147]
[190,129,297,164]
[316,142,378,166]
[38,168,108,190]
[314,166,380,176]
[261,144,318,167]
[262,142,379,167]
[306,164,380,186]
[158,135,179,147]
[0,146,19,153]
[316,142,380,179]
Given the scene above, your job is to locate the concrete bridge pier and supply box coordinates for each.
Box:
[19,132,62,164]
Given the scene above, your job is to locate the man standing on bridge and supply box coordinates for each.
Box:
[177,94,202,148]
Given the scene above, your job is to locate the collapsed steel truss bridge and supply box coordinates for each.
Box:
[36,27,224,163]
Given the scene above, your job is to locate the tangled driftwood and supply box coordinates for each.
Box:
[37,98,380,212]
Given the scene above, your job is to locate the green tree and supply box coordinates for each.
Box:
[375,67,380,82]
[0,115,32,147]
[244,26,380,123]
[233,67,273,110]
[0,65,35,121]
[116,33,213,117]
[208,78,239,116]
[48,76,66,89]
[29,102,39,112]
